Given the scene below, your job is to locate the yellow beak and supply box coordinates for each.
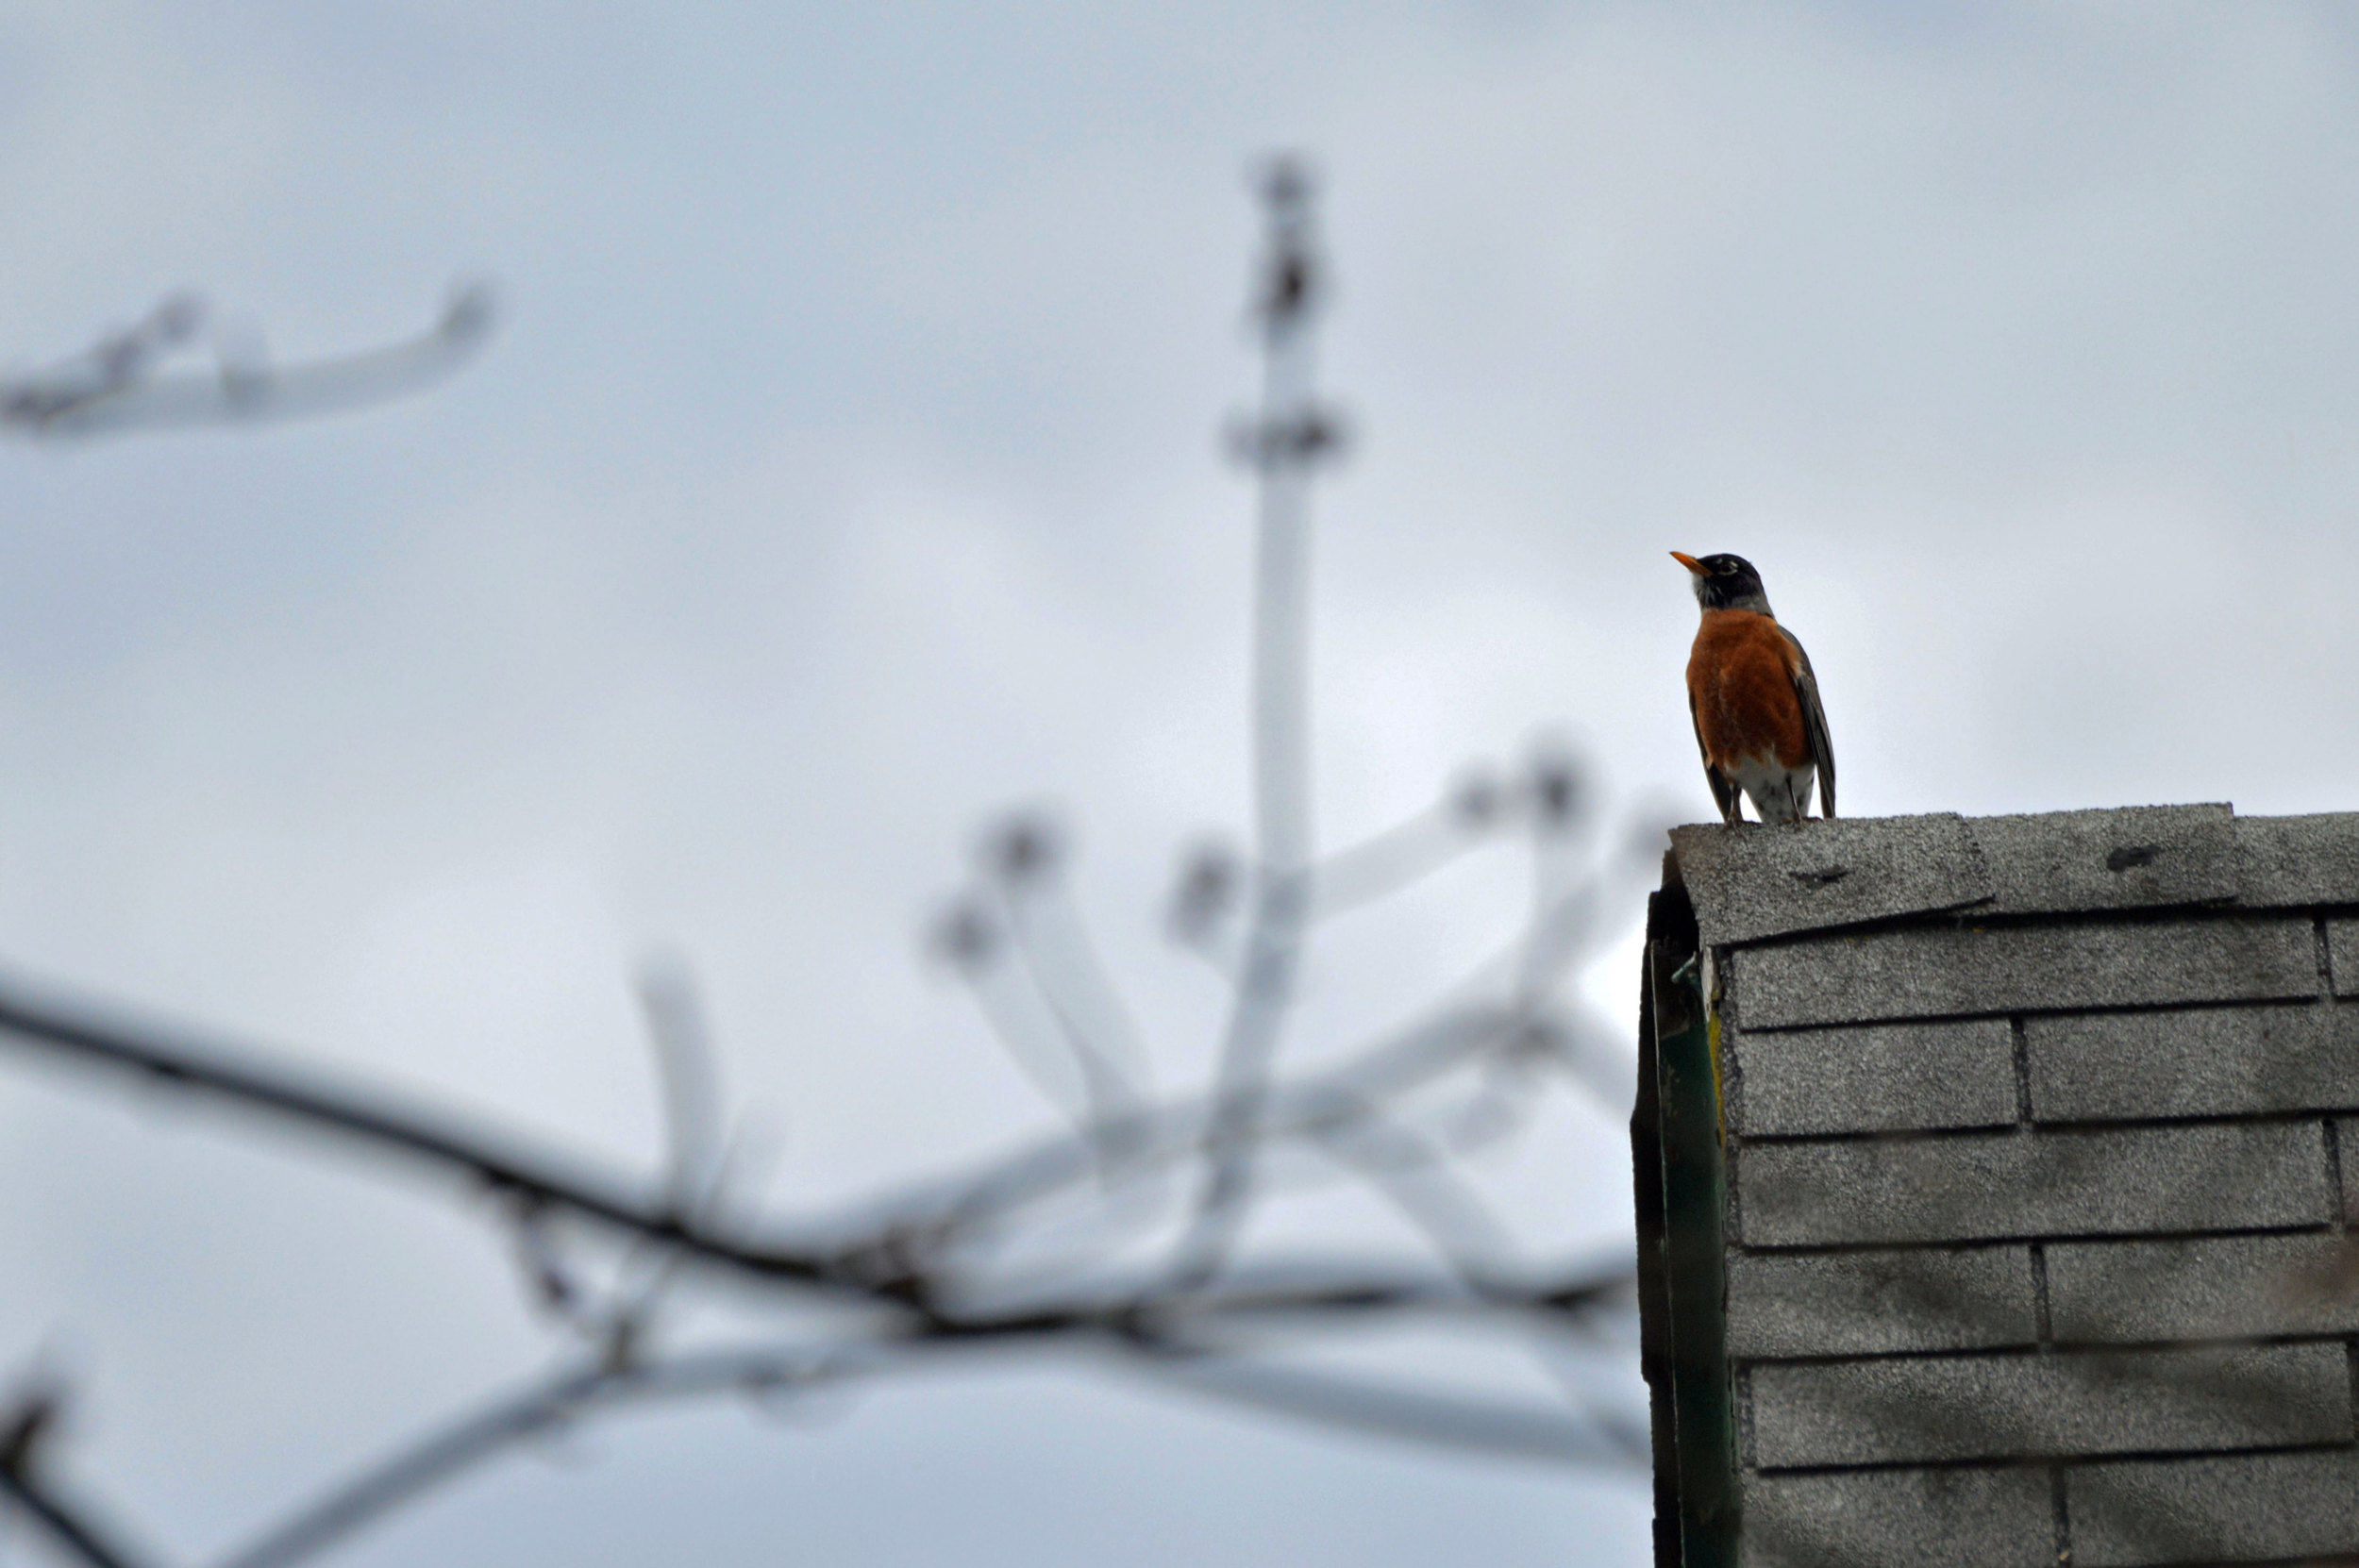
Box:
[1670,551,1706,575]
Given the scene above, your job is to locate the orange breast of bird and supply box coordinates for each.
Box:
[1687,609,1811,771]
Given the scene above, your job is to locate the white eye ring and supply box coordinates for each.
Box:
[1716,560,1737,574]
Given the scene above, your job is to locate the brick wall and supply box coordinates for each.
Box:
[1645,805,2359,1568]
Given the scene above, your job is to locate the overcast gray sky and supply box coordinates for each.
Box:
[7,3,2359,1564]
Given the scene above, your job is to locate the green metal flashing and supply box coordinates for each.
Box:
[1651,939,1739,1566]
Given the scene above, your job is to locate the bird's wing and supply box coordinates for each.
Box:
[1687,688,1743,825]
[1777,625,1836,819]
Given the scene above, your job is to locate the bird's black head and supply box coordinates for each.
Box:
[1671,551,1772,614]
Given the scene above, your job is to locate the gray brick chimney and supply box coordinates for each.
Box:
[1634,804,2359,1567]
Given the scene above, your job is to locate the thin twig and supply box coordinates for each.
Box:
[635,952,727,1217]
[1307,784,1511,923]
[1296,1091,1527,1295]
[910,1004,1520,1247]
[1169,160,1338,1290]
[209,1341,902,1568]
[1132,1350,1637,1468]
[998,876,1154,1122]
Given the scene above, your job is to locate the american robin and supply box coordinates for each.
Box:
[1671,552,1835,826]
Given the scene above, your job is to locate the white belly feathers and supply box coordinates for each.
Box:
[1728,753,1816,826]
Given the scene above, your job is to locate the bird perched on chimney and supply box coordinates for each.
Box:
[1671,552,1835,826]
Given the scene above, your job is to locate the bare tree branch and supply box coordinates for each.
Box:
[1135,1352,1638,1468]
[1305,772,1513,923]
[998,867,1156,1114]
[0,969,841,1294]
[0,1465,155,1568]
[209,1309,1638,1568]
[3,284,494,440]
[1169,158,1346,1292]
[0,159,1652,1568]
[635,952,728,1218]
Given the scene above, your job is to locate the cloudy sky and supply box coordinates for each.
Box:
[6,3,2359,1563]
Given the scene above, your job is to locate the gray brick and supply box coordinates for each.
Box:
[1971,803,2237,915]
[1669,813,1992,947]
[1731,1017,2016,1136]
[2235,811,2359,909]
[2335,917,2359,996]
[1741,1466,2051,1568]
[2026,1003,2351,1122]
[1750,1343,2351,1467]
[1735,1123,2331,1247]
[1732,916,2318,1030]
[2069,1447,2359,1566]
[1726,1247,2036,1359]
[2047,1232,2359,1342]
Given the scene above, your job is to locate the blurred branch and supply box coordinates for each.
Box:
[635,953,728,1218]
[0,1465,152,1568]
[209,1366,591,1568]
[3,1244,1633,1568]
[209,1344,878,1568]
[208,1293,1637,1568]
[0,958,1625,1336]
[976,816,1155,1150]
[2,283,494,441]
[908,1003,1517,1248]
[10,1343,892,1568]
[1305,771,1509,921]
[1169,157,1346,1292]
[0,970,841,1294]
[1143,1354,1639,1468]
[0,156,1655,1568]
[1297,1093,1525,1293]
